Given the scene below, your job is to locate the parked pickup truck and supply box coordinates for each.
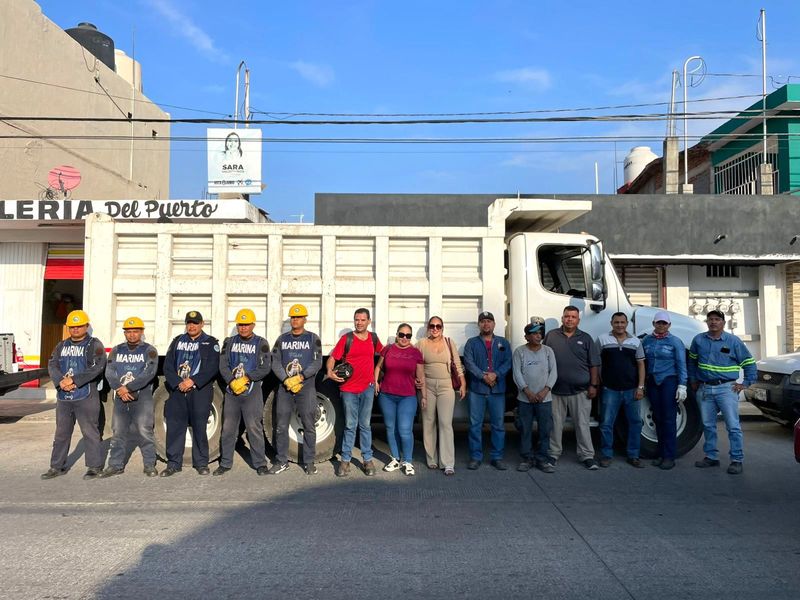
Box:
[0,332,47,396]
[744,352,800,425]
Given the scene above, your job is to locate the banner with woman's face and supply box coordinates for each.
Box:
[207,128,263,194]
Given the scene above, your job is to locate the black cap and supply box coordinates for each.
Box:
[185,310,203,324]
[478,311,495,322]
[705,309,726,320]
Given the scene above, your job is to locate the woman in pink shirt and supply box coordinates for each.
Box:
[374,323,426,475]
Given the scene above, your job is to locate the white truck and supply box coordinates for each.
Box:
[83,197,705,464]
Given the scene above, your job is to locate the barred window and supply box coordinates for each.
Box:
[706,264,739,278]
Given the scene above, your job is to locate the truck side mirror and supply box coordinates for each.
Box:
[587,240,607,307]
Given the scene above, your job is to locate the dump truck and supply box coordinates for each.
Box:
[82,197,706,464]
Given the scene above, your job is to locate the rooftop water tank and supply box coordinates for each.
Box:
[115,49,142,92]
[65,22,115,71]
[623,146,658,184]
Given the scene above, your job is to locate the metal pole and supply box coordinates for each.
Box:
[234,60,246,129]
[761,9,767,163]
[683,56,702,186]
[244,68,251,129]
[594,162,599,194]
[668,69,678,137]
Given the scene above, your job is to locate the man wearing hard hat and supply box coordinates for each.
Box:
[161,311,220,477]
[101,317,160,478]
[214,308,272,476]
[41,310,107,480]
[269,304,323,475]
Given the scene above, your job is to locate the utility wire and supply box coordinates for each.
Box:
[0,72,231,117]
[0,109,791,126]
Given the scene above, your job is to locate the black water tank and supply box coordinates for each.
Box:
[65,22,115,71]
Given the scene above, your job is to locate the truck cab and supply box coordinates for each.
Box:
[505,230,706,457]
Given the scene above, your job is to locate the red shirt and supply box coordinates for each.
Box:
[379,344,423,397]
[331,332,384,393]
[484,339,494,372]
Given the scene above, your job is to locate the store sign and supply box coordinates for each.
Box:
[0,199,252,221]
[207,128,262,194]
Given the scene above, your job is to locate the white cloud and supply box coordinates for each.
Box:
[143,0,228,62]
[289,61,335,87]
[494,67,552,90]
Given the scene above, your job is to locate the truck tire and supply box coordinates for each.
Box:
[263,383,342,464]
[620,390,703,459]
[153,384,223,464]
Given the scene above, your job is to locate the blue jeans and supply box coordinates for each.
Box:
[378,392,417,463]
[599,388,643,459]
[647,376,679,460]
[518,401,552,463]
[698,383,743,462]
[341,384,374,462]
[468,392,505,461]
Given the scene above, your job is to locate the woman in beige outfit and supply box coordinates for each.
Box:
[417,316,466,475]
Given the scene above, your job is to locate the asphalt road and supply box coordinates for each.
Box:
[1,416,798,600]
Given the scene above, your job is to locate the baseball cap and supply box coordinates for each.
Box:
[478,311,494,322]
[653,310,671,324]
[185,310,203,324]
[706,309,726,320]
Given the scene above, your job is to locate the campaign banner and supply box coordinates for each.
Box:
[207,128,262,194]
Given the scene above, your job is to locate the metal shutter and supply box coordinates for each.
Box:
[620,265,661,307]
[44,245,84,279]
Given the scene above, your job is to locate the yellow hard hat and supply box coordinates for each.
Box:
[66,309,90,326]
[236,308,256,324]
[122,316,145,329]
[288,304,308,317]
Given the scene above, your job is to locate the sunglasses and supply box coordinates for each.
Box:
[428,323,443,330]
[396,332,413,339]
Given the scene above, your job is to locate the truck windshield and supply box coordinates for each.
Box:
[538,245,588,298]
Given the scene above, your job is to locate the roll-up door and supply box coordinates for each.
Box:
[44,245,84,279]
[620,265,661,307]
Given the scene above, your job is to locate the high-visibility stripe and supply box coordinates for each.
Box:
[740,358,756,366]
[688,352,698,359]
[697,362,741,373]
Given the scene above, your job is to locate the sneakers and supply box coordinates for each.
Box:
[256,465,270,476]
[490,459,508,471]
[598,456,612,468]
[304,463,318,475]
[467,459,480,470]
[694,457,720,468]
[536,461,555,474]
[99,466,125,478]
[160,467,182,477]
[727,461,743,475]
[212,466,230,476]
[383,458,402,472]
[402,462,415,476]
[337,461,351,477]
[583,458,599,470]
[517,460,532,472]
[143,465,159,477]
[626,458,645,469]
[268,462,289,475]
[195,466,210,476]
[83,467,103,480]
[40,468,68,480]
[363,460,377,476]
[659,459,676,470]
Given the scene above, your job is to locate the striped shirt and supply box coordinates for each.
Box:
[687,331,756,386]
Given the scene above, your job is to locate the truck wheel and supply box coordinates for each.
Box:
[263,386,342,464]
[153,385,223,464]
[625,391,703,459]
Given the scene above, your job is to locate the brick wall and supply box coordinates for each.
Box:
[786,263,800,352]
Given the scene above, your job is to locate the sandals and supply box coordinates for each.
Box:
[427,463,438,470]
[444,467,455,476]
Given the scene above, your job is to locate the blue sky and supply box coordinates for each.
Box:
[37,1,800,221]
